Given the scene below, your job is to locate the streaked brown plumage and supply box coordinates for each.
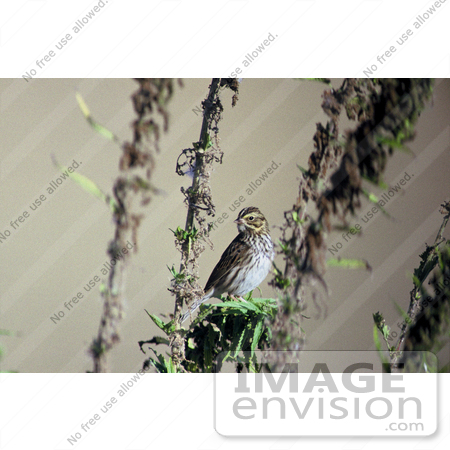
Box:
[181,206,274,323]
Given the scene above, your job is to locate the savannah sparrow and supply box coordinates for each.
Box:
[181,206,274,323]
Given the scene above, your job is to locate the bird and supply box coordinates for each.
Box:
[181,206,274,323]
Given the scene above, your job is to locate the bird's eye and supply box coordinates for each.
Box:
[248,216,254,221]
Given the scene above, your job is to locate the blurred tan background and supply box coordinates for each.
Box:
[1,78,449,373]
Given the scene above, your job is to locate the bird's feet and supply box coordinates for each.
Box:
[230,295,247,302]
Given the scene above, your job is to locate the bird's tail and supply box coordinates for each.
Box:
[180,292,211,323]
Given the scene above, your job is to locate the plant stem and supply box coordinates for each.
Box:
[171,78,222,369]
[181,79,221,269]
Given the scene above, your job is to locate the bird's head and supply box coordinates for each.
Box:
[234,206,269,235]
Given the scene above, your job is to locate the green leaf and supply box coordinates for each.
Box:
[292,210,304,224]
[278,240,290,254]
[140,336,170,347]
[146,311,166,329]
[376,135,412,153]
[145,310,175,335]
[381,323,390,341]
[327,258,371,271]
[51,155,118,212]
[204,133,213,150]
[296,164,308,174]
[76,92,119,143]
[76,91,91,117]
[249,297,277,305]
[373,324,382,352]
[251,320,264,354]
[146,349,171,373]
[204,324,215,372]
[411,273,422,289]
[167,357,177,373]
[361,188,390,217]
[373,325,392,372]
[437,245,445,271]
[167,265,178,277]
[169,225,198,242]
[233,326,248,356]
[214,300,258,313]
[297,78,332,87]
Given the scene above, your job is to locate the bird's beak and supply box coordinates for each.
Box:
[234,218,245,232]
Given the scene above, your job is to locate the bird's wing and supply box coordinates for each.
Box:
[204,233,251,293]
